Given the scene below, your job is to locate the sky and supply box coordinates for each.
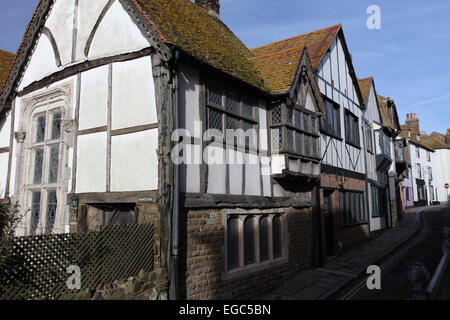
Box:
[1,0,449,134]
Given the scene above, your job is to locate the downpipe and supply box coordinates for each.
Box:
[170,49,181,300]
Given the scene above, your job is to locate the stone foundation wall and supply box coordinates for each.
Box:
[179,207,312,300]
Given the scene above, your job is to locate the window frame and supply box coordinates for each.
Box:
[270,103,321,160]
[223,212,288,280]
[365,126,374,153]
[339,190,368,226]
[206,84,259,152]
[344,109,360,148]
[320,96,341,139]
[27,107,64,235]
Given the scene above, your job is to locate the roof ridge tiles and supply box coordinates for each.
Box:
[250,23,342,52]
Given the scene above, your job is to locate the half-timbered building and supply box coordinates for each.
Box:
[0,50,15,200]
[253,25,369,257]
[358,77,390,233]
[376,95,403,226]
[0,0,326,299]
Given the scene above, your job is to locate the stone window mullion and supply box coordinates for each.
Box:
[254,216,260,264]
[238,215,245,268]
[268,214,274,261]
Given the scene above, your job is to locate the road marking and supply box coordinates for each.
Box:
[339,213,429,300]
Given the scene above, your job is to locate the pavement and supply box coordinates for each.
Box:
[260,208,423,300]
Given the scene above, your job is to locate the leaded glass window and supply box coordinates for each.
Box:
[259,216,269,262]
[270,103,320,158]
[36,114,46,143]
[30,191,41,235]
[46,190,57,232]
[340,191,367,226]
[51,112,62,140]
[304,135,310,155]
[226,95,240,114]
[33,148,44,184]
[226,213,286,272]
[227,217,239,270]
[206,85,258,150]
[28,108,63,235]
[272,105,282,125]
[208,86,222,106]
[242,102,254,119]
[244,217,256,265]
[303,113,310,132]
[273,215,282,259]
[208,108,223,131]
[286,107,293,125]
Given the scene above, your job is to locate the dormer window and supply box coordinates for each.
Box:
[417,135,421,141]
[408,130,411,138]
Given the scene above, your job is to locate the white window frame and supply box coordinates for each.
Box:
[14,84,73,237]
[27,107,64,235]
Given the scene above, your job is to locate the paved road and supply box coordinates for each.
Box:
[349,205,450,300]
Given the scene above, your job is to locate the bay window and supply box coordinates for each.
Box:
[270,103,320,158]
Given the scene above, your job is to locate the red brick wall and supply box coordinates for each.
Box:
[179,207,312,300]
[319,173,369,254]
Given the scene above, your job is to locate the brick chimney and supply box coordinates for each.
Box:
[405,113,420,138]
[447,128,450,144]
[195,0,220,18]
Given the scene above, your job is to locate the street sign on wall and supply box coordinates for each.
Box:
[445,183,449,189]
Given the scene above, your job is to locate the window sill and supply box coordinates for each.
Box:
[222,257,288,281]
[345,141,361,149]
[340,221,368,228]
[320,130,342,141]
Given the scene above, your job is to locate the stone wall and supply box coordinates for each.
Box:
[179,207,312,300]
[75,268,168,300]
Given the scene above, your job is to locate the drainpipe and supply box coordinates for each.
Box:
[361,121,371,236]
[170,49,181,300]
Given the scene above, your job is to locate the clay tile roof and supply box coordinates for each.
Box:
[0,50,15,94]
[357,77,373,106]
[250,24,341,69]
[422,136,450,150]
[249,45,306,94]
[400,130,436,151]
[134,0,266,91]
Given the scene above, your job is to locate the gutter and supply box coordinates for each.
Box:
[170,48,181,300]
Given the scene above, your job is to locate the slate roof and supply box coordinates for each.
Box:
[358,77,372,106]
[134,0,266,91]
[0,50,16,94]
[251,24,341,69]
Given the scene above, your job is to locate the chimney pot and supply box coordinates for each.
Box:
[195,0,220,18]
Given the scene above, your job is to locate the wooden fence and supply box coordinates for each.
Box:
[0,223,154,300]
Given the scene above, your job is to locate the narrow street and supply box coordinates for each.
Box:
[345,205,450,300]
